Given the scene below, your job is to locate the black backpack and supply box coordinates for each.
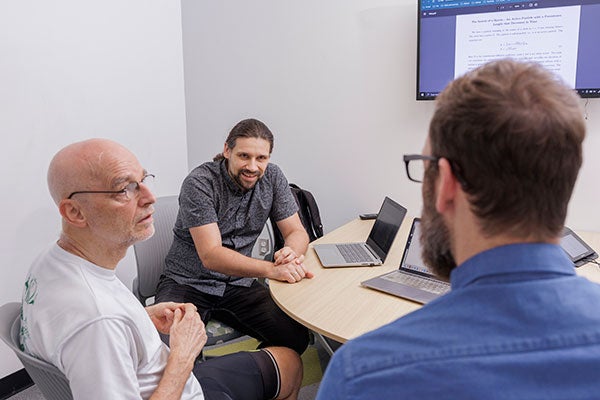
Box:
[272,183,323,252]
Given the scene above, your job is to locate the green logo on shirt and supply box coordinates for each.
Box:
[24,275,38,305]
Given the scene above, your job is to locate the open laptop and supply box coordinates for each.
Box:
[361,217,451,304]
[313,197,407,267]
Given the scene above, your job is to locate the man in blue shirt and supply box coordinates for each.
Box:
[317,59,600,399]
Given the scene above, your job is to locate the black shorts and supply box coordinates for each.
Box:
[193,348,280,400]
[155,276,309,355]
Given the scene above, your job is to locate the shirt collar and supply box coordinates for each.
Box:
[53,242,117,279]
[450,243,575,289]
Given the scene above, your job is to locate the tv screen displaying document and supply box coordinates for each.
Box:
[417,0,600,100]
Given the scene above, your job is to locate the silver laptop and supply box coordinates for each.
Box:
[361,218,451,304]
[313,197,407,267]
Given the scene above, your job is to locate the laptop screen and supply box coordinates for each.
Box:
[400,218,438,278]
[366,197,407,259]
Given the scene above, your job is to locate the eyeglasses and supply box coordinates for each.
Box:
[403,154,470,188]
[403,154,439,183]
[67,174,155,200]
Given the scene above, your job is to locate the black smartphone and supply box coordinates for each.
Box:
[359,213,378,220]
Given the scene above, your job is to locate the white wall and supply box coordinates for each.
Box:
[182,0,600,234]
[0,0,188,379]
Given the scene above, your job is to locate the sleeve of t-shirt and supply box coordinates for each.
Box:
[269,164,299,222]
[178,168,219,229]
[58,318,145,400]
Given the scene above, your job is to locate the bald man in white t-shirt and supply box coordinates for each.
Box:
[20,138,302,400]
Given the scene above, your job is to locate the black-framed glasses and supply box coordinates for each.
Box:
[67,174,155,200]
[403,154,470,188]
[403,154,439,183]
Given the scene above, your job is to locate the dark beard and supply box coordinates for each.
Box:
[232,169,261,191]
[420,175,457,281]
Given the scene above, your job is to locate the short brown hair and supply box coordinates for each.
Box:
[429,59,585,238]
[213,118,274,161]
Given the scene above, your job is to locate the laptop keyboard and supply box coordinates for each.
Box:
[383,271,450,294]
[337,243,373,263]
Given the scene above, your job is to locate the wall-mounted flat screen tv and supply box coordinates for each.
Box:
[417,0,600,100]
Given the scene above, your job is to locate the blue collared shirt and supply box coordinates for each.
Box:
[317,243,600,400]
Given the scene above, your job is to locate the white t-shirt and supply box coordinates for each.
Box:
[20,243,204,400]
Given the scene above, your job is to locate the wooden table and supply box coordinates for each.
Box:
[269,218,600,343]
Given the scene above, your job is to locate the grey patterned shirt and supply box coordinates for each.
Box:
[164,160,298,296]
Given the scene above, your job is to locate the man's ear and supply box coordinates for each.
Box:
[223,143,231,159]
[435,158,459,214]
[58,200,87,228]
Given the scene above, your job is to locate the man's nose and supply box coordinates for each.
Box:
[246,158,258,171]
[139,181,156,205]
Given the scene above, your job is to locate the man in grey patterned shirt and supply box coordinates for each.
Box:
[156,118,312,355]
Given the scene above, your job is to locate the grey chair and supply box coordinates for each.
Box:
[132,195,245,348]
[0,302,74,400]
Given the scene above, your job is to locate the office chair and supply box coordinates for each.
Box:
[0,302,74,400]
[132,195,245,349]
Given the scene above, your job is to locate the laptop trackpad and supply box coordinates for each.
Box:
[319,246,341,259]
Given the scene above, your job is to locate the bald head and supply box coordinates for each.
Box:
[48,138,155,268]
[47,139,138,205]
